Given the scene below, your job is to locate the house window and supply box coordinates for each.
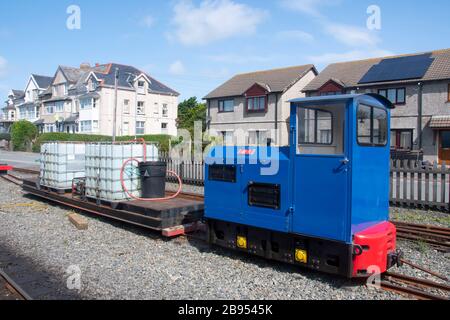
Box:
[53,84,67,96]
[248,130,268,146]
[247,96,266,112]
[80,98,92,110]
[137,101,145,115]
[80,121,92,133]
[378,88,406,105]
[55,101,65,112]
[220,131,234,145]
[123,100,130,114]
[298,108,333,145]
[46,104,55,114]
[357,104,388,146]
[138,81,145,89]
[88,80,97,92]
[19,108,26,119]
[161,123,168,134]
[218,99,234,112]
[162,104,168,117]
[391,129,413,150]
[136,121,145,135]
[44,124,56,133]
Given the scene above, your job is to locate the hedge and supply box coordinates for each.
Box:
[11,121,38,151]
[32,133,178,153]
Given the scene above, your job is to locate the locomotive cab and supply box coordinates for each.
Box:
[205,94,398,278]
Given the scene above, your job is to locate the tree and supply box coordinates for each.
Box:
[10,120,38,151]
[176,97,207,137]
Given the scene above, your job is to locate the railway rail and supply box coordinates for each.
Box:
[0,268,32,300]
[393,221,450,252]
[381,272,449,300]
[0,173,23,186]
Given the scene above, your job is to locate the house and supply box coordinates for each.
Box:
[75,63,179,137]
[303,49,450,163]
[204,65,318,146]
[38,63,179,136]
[0,90,24,133]
[17,74,53,124]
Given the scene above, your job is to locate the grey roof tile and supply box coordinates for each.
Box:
[304,48,450,91]
[204,65,316,99]
[32,74,53,89]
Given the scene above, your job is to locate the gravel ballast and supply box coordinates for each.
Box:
[0,179,448,300]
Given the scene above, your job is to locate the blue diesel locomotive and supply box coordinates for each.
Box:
[204,94,400,278]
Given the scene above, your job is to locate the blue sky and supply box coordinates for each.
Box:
[0,0,449,101]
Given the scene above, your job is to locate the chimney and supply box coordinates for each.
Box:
[80,62,91,71]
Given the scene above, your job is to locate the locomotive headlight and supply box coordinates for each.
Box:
[295,249,308,264]
[237,236,247,249]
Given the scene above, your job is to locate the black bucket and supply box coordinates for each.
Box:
[138,161,167,199]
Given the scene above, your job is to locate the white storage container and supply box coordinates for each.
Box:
[85,143,159,202]
[40,142,86,190]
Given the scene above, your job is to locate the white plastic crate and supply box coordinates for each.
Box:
[85,143,159,202]
[40,142,86,190]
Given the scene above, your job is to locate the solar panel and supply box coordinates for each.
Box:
[359,53,434,84]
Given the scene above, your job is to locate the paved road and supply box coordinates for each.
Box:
[0,150,40,171]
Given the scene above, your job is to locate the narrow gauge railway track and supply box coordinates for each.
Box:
[0,268,32,300]
[381,272,450,300]
[1,173,23,186]
[393,221,450,252]
[2,171,448,300]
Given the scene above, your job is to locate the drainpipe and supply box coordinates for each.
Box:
[417,82,423,150]
[207,100,211,130]
[274,93,279,145]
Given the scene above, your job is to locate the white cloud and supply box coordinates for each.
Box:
[169,60,186,75]
[323,22,380,47]
[280,0,341,17]
[308,49,394,65]
[170,0,267,46]
[276,30,314,42]
[140,15,155,28]
[0,56,7,77]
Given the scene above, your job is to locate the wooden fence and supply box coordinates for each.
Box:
[390,160,450,211]
[159,155,205,186]
[158,154,450,211]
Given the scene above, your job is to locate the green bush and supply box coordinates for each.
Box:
[32,133,177,153]
[11,121,38,151]
[0,133,11,141]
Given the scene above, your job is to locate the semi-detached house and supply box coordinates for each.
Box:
[204,65,317,146]
[303,48,450,163]
[38,63,179,137]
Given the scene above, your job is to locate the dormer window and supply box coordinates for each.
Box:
[244,83,269,113]
[88,80,97,92]
[53,84,67,97]
[138,81,145,88]
[247,96,266,112]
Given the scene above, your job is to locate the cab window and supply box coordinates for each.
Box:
[357,104,388,147]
